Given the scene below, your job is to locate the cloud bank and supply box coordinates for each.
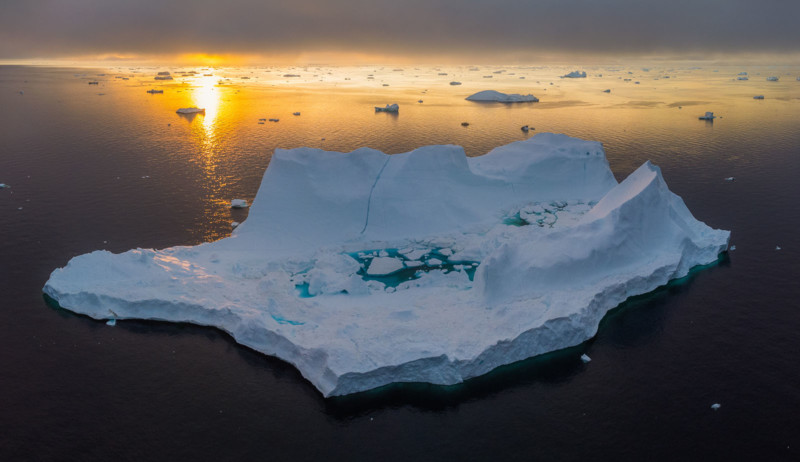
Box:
[2,0,798,62]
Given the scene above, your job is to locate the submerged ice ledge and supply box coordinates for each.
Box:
[43,133,729,397]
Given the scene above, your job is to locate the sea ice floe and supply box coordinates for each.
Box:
[44,133,729,397]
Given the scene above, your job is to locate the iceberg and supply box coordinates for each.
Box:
[466,90,539,103]
[699,112,716,120]
[43,133,729,397]
[176,107,205,114]
[375,103,399,112]
[562,70,587,78]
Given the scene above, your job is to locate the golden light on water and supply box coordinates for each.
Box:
[191,74,221,129]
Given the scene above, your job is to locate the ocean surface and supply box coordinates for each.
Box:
[1,64,799,460]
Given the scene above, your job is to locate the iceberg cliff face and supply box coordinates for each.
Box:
[43,133,729,397]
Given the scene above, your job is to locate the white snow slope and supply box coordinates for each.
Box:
[44,133,729,397]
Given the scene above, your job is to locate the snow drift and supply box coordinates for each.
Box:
[44,133,729,397]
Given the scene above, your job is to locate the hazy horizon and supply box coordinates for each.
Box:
[2,0,799,66]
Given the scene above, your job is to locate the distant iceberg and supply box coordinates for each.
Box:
[466,90,538,102]
[699,112,716,120]
[176,107,205,114]
[450,81,462,85]
[375,103,399,112]
[562,70,587,78]
[766,76,779,81]
[44,133,729,397]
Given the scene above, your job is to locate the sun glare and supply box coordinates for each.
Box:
[191,74,220,128]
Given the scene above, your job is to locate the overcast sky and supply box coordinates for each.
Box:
[2,0,798,62]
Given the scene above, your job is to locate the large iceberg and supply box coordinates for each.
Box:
[44,133,729,397]
[466,90,539,102]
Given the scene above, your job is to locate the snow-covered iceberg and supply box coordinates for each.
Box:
[466,90,539,102]
[43,133,729,397]
[562,70,587,78]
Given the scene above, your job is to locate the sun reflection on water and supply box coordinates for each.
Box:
[191,75,220,128]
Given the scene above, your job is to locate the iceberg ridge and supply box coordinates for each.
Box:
[43,133,729,397]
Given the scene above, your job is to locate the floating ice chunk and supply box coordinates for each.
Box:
[269,118,279,122]
[724,177,735,181]
[562,70,587,78]
[729,245,736,251]
[738,72,747,75]
[405,260,423,268]
[231,222,240,229]
[603,89,611,93]
[737,76,749,81]
[0,183,8,188]
[230,199,248,208]
[776,246,782,250]
[176,107,205,114]
[580,354,591,363]
[375,103,399,112]
[766,76,779,81]
[461,122,470,126]
[293,112,301,116]
[521,125,530,132]
[753,95,764,100]
[400,248,428,261]
[711,403,721,410]
[427,258,443,266]
[439,248,453,257]
[418,100,423,103]
[466,90,538,103]
[146,89,164,94]
[699,112,715,120]
[449,81,462,85]
[367,257,404,276]
[106,319,116,326]
[283,74,300,77]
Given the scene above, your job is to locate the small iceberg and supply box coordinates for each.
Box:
[562,70,587,78]
[521,125,530,132]
[603,89,611,93]
[737,76,749,81]
[375,103,399,112]
[146,89,164,94]
[88,81,99,85]
[738,72,747,75]
[753,95,764,100]
[269,118,279,122]
[580,354,591,363]
[0,183,8,188]
[177,107,205,114]
[449,81,462,85]
[283,74,300,78]
[466,90,538,103]
[711,403,721,410]
[698,112,716,120]
[230,199,248,208]
[292,112,301,116]
[766,76,779,81]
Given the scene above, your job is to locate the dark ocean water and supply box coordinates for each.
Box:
[1,64,799,461]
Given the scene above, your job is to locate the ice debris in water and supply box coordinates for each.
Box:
[580,354,591,363]
[562,70,587,78]
[724,177,735,182]
[43,133,730,397]
[711,403,721,410]
[230,199,248,208]
[699,112,716,120]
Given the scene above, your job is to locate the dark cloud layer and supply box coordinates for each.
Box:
[2,0,798,60]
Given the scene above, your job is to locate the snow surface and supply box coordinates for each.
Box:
[466,90,539,103]
[43,133,729,397]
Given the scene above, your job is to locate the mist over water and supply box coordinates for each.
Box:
[1,64,799,460]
